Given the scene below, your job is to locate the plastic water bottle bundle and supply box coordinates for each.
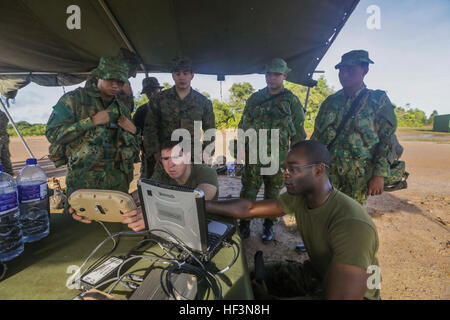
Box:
[227,162,236,177]
[0,165,23,262]
[17,158,49,243]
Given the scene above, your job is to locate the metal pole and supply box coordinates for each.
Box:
[0,97,35,159]
[304,86,311,113]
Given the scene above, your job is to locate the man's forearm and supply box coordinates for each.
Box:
[205,199,253,219]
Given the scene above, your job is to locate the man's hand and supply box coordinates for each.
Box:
[122,207,146,232]
[118,115,137,134]
[368,176,384,196]
[69,207,92,224]
[92,110,111,126]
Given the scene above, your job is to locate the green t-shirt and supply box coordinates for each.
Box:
[151,163,219,200]
[279,189,381,300]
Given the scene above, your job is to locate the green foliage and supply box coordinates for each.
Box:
[7,122,46,137]
[285,76,335,129]
[228,82,255,115]
[213,99,235,129]
[395,104,436,128]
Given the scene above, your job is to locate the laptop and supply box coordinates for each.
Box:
[137,179,236,261]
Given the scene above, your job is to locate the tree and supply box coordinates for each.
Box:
[285,75,335,129]
[213,100,235,129]
[229,82,255,115]
[427,110,438,125]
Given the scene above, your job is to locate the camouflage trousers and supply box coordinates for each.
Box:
[329,158,375,205]
[240,164,284,222]
[65,166,130,199]
[0,141,13,176]
[250,260,323,299]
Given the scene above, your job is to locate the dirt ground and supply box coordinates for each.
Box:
[8,129,449,300]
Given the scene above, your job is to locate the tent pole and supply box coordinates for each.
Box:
[304,86,311,113]
[0,97,35,159]
[97,0,147,75]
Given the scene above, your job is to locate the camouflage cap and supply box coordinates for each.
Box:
[335,50,374,69]
[141,77,163,93]
[265,58,291,74]
[91,56,129,82]
[171,56,193,72]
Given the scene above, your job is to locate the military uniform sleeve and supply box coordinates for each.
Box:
[238,95,256,130]
[310,97,330,142]
[329,219,378,270]
[143,99,159,155]
[372,93,397,177]
[289,95,307,144]
[45,95,95,145]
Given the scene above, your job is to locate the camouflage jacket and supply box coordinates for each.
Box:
[0,110,9,140]
[239,87,306,161]
[45,85,141,178]
[311,85,397,178]
[143,86,215,157]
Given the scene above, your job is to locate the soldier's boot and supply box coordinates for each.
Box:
[261,219,274,243]
[239,220,251,239]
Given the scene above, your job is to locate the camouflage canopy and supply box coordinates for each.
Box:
[0,0,359,99]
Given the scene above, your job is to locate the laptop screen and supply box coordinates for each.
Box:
[137,179,208,253]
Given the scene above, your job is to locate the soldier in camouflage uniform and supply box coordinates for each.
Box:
[143,56,215,169]
[85,48,139,113]
[238,58,306,242]
[311,50,397,205]
[46,56,141,200]
[0,110,13,176]
[133,77,163,179]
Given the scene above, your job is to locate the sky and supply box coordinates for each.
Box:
[4,0,450,124]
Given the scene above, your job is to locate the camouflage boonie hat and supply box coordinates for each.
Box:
[91,56,129,82]
[335,50,374,69]
[265,58,291,74]
[141,77,163,94]
[171,56,193,72]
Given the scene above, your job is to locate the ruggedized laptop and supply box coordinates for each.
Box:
[137,179,235,261]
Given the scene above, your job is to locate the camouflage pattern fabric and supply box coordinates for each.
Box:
[85,56,134,112]
[143,86,215,162]
[238,87,306,207]
[265,58,291,74]
[171,56,193,72]
[240,164,284,200]
[335,50,374,69]
[85,77,134,113]
[311,85,397,204]
[250,260,323,299]
[0,110,13,176]
[45,85,141,198]
[90,56,129,83]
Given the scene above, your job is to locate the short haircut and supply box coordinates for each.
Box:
[290,140,330,168]
[160,139,183,152]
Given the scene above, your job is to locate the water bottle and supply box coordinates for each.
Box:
[17,158,49,243]
[227,162,236,177]
[0,165,24,262]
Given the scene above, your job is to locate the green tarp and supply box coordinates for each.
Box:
[0,0,359,98]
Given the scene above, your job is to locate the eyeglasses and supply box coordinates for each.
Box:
[280,163,329,176]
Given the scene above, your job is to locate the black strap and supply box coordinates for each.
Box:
[252,90,290,108]
[327,88,368,149]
